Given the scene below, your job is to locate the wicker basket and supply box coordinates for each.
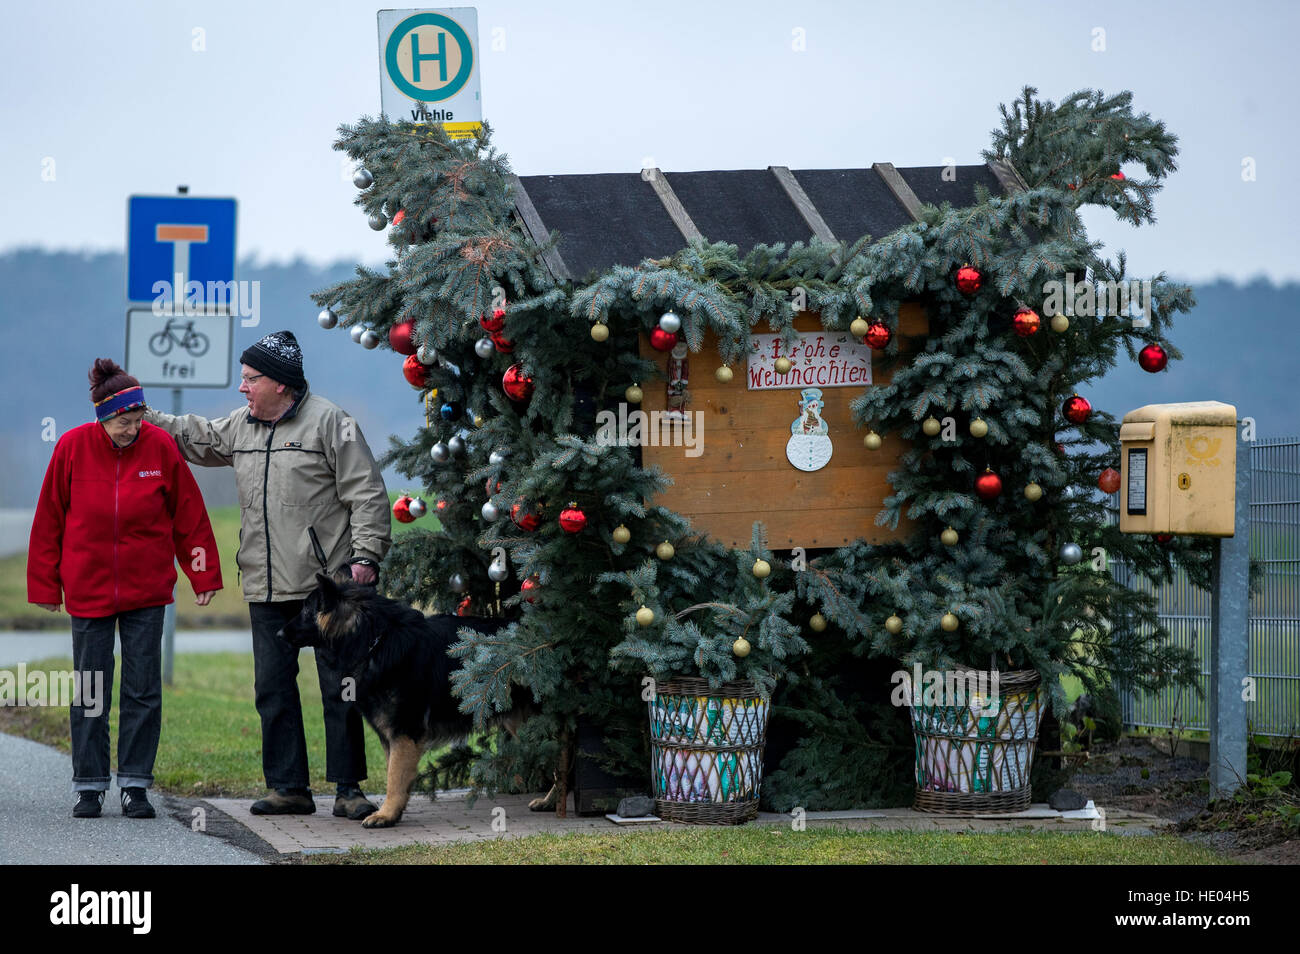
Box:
[909,669,1044,814]
[648,677,770,824]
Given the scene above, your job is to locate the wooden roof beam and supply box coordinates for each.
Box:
[871,162,923,221]
[510,174,573,282]
[642,168,703,244]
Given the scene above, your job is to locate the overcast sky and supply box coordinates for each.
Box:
[2,0,1297,283]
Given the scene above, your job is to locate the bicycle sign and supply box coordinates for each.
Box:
[125,309,232,387]
[148,318,211,358]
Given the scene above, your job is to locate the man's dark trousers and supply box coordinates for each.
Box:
[249,600,366,789]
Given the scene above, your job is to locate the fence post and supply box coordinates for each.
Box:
[1209,428,1251,800]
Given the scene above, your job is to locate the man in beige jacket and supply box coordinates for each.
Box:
[147,330,390,819]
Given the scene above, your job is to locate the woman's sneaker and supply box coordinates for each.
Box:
[120,787,156,819]
[73,791,105,818]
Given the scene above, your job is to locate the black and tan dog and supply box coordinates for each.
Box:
[279,571,532,828]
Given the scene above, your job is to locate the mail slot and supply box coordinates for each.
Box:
[1118,401,1237,536]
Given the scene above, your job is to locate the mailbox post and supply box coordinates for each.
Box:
[1119,401,1248,799]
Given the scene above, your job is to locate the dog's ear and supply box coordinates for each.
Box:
[330,564,354,586]
[316,572,343,610]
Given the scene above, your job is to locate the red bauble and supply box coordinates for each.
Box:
[975,469,1003,501]
[864,321,892,350]
[649,328,678,351]
[1063,394,1092,424]
[392,209,406,226]
[502,364,534,402]
[1098,467,1121,494]
[558,504,587,533]
[436,498,448,512]
[490,330,514,353]
[480,310,506,333]
[402,354,431,389]
[485,477,501,497]
[510,501,541,532]
[1012,307,1041,337]
[1153,533,1174,545]
[456,595,473,616]
[955,265,982,295]
[521,575,540,603]
[392,496,415,523]
[389,319,417,355]
[1110,171,1126,181]
[1138,343,1168,373]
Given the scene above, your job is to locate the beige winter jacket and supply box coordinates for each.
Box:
[146,388,391,602]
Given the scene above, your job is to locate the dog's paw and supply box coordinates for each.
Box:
[361,813,398,829]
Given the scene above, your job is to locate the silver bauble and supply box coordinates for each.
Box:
[448,573,467,593]
[488,449,507,466]
[317,307,338,329]
[429,441,450,463]
[1060,542,1084,566]
[407,497,427,518]
[448,435,467,457]
[658,311,682,334]
[481,501,500,522]
[368,212,388,231]
[360,330,381,349]
[417,343,437,365]
[349,325,365,344]
[353,168,374,189]
[474,336,495,359]
[488,560,509,583]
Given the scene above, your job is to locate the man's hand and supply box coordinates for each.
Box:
[194,591,217,606]
[350,563,378,585]
[36,603,61,613]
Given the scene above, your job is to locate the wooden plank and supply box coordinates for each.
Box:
[509,174,572,281]
[769,166,838,245]
[644,169,704,243]
[690,507,907,549]
[986,158,1030,195]
[871,162,924,221]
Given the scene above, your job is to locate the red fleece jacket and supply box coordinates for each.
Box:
[27,420,223,617]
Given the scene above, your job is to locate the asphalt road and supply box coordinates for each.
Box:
[0,630,252,667]
[0,732,265,865]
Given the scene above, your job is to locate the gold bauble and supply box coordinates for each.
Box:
[1024,482,1044,502]
[809,613,827,632]
[864,431,883,450]
[969,418,989,438]
[849,317,870,338]
[732,637,752,658]
[940,613,960,632]
[589,322,609,342]
[774,356,792,374]
[625,384,643,404]
[752,559,771,579]
[715,365,734,383]
[884,614,903,635]
[1050,313,1070,333]
[940,527,959,546]
[635,606,655,627]
[612,525,631,544]
[922,416,942,437]
[656,541,675,560]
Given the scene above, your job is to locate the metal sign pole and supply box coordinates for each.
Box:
[1209,429,1251,799]
[162,385,181,686]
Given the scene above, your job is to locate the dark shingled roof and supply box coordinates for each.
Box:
[512,161,1026,282]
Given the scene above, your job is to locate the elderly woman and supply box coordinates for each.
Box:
[27,359,223,819]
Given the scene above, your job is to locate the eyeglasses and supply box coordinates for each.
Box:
[240,373,265,385]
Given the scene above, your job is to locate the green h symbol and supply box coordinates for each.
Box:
[409,30,447,83]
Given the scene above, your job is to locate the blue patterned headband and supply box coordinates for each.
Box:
[95,386,147,421]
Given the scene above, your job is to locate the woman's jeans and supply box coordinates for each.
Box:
[69,605,165,792]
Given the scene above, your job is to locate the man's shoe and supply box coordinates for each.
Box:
[73,791,105,818]
[120,787,156,819]
[333,786,378,820]
[249,788,316,815]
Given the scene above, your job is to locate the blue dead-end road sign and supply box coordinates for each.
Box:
[126,196,237,303]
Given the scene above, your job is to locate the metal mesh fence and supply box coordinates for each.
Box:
[1111,437,1300,738]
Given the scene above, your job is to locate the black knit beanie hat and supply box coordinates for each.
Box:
[240,331,306,390]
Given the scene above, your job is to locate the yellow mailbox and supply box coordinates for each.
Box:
[1118,401,1237,536]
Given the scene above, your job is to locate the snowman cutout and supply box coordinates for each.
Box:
[786,387,833,472]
